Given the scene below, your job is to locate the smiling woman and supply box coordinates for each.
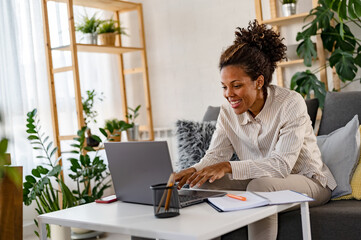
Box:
[175,19,336,240]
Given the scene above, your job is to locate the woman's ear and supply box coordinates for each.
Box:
[256,75,265,89]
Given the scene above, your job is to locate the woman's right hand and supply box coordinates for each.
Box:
[174,167,196,190]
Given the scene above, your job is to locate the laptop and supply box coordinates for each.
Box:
[104,141,226,207]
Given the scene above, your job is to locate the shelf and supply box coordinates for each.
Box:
[52,44,143,54]
[261,12,309,26]
[278,58,318,67]
[278,59,304,67]
[47,0,138,12]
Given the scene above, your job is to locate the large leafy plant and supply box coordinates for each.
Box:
[23,109,76,238]
[291,0,361,107]
[68,126,111,204]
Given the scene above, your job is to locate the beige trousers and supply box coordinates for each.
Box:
[199,174,331,240]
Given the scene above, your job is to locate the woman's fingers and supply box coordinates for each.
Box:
[175,167,196,189]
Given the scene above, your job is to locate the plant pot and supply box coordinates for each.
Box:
[86,136,100,147]
[82,33,97,44]
[50,224,71,240]
[282,3,296,17]
[127,125,139,141]
[98,33,116,46]
[106,129,121,142]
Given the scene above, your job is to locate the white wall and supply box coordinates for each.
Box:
[130,0,361,131]
[132,0,255,128]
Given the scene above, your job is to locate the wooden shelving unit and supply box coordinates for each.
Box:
[254,0,328,88]
[41,0,154,162]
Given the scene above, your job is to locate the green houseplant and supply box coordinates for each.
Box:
[23,109,76,238]
[82,89,103,147]
[97,19,127,46]
[75,13,101,44]
[126,105,141,141]
[68,126,111,204]
[291,0,361,108]
[104,119,132,142]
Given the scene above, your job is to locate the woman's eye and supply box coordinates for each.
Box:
[222,86,227,90]
[234,85,241,88]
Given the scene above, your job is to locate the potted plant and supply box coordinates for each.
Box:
[23,109,76,238]
[104,119,132,142]
[82,89,104,147]
[126,105,141,141]
[68,126,111,204]
[97,19,127,46]
[75,13,101,44]
[291,0,361,108]
[280,0,297,17]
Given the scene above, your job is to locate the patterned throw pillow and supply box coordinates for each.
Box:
[175,120,238,171]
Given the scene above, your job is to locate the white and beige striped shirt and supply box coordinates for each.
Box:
[193,85,337,190]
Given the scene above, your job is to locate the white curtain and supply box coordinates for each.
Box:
[0,0,123,177]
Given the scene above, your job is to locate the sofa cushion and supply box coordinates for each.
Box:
[202,106,220,122]
[318,91,361,135]
[305,98,319,128]
[336,126,361,200]
[316,115,360,199]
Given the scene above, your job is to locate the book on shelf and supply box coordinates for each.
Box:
[207,190,314,212]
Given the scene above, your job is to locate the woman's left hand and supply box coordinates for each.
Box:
[187,162,232,188]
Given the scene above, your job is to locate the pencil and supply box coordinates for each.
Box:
[156,172,175,213]
[164,173,175,211]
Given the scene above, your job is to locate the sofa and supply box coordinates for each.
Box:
[175,91,361,240]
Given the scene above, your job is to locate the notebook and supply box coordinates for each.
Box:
[104,141,226,208]
[207,190,314,212]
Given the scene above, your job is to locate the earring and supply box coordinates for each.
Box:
[258,87,261,89]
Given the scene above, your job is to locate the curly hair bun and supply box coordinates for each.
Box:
[235,20,286,64]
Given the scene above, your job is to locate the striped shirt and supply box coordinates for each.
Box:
[193,85,337,190]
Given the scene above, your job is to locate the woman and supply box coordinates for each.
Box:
[175,20,336,240]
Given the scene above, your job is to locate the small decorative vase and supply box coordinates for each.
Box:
[282,3,296,17]
[82,33,97,44]
[127,125,139,141]
[98,33,116,46]
[50,224,71,240]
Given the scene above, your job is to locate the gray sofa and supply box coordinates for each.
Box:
[176,91,361,240]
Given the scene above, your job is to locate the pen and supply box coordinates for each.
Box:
[227,193,247,201]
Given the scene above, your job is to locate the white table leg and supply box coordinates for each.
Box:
[300,202,312,240]
[39,219,47,240]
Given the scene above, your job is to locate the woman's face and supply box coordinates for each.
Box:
[221,65,265,116]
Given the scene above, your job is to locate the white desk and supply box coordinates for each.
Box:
[38,191,311,240]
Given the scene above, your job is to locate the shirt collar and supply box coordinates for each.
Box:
[238,86,273,125]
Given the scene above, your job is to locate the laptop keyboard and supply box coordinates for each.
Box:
[178,194,201,202]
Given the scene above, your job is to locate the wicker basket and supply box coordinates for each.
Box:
[98,33,116,46]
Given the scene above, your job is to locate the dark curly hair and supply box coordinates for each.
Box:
[219,20,286,90]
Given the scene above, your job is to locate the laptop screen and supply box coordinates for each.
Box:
[105,141,174,205]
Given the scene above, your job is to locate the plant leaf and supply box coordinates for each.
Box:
[290,70,327,108]
[297,37,317,67]
[31,168,41,178]
[329,49,358,81]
